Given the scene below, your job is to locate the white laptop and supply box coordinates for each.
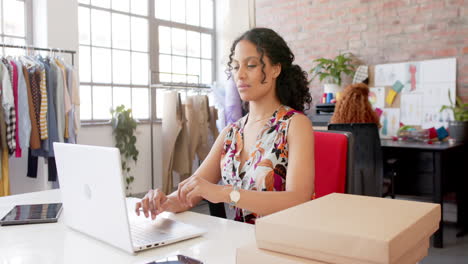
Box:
[54,142,205,254]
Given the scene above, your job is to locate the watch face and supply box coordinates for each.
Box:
[230,190,240,202]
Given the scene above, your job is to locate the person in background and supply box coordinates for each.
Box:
[136,28,315,223]
[330,83,381,127]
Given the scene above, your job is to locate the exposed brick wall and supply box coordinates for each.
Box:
[255,0,468,107]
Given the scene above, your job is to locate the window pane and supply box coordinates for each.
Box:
[187,58,200,84]
[3,37,25,56]
[172,28,186,56]
[131,0,148,16]
[79,46,91,82]
[112,50,131,84]
[131,17,148,52]
[80,85,92,120]
[160,73,171,83]
[159,54,171,74]
[201,59,212,84]
[79,0,90,4]
[112,0,129,12]
[171,0,185,24]
[113,87,131,110]
[92,86,112,119]
[132,88,149,119]
[91,9,111,47]
[158,26,171,54]
[79,7,90,45]
[172,56,186,83]
[92,47,112,83]
[187,31,200,57]
[200,0,213,28]
[91,0,110,8]
[201,33,212,59]
[112,13,130,49]
[155,0,170,20]
[131,52,148,85]
[186,0,199,26]
[4,0,25,36]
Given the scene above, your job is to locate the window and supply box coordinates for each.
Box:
[79,0,215,121]
[78,0,150,120]
[0,0,32,55]
[154,0,215,118]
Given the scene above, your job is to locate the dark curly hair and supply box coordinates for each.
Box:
[226,28,312,112]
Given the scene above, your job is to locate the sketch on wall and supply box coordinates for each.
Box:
[373,58,456,130]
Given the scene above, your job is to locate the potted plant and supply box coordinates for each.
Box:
[309,53,356,95]
[440,91,468,142]
[111,105,139,195]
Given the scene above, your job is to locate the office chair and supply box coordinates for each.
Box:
[328,123,383,197]
[314,130,353,199]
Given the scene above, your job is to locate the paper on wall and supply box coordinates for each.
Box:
[400,93,423,126]
[379,108,400,139]
[420,82,455,129]
[369,87,385,109]
[375,63,409,86]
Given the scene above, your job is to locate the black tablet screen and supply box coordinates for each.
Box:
[1,203,62,223]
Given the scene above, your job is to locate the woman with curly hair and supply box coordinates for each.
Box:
[136,28,315,223]
[330,83,381,127]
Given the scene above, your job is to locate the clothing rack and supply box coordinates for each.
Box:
[148,70,211,190]
[0,44,76,65]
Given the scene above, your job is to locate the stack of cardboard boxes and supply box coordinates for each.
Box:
[237,193,441,264]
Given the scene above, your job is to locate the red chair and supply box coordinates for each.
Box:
[313,130,353,199]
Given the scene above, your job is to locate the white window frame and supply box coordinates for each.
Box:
[0,0,33,52]
[79,0,216,122]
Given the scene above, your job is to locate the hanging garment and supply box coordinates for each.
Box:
[27,148,38,178]
[209,106,219,140]
[0,148,10,196]
[55,59,72,140]
[15,61,31,151]
[23,65,41,150]
[1,60,16,154]
[38,67,48,140]
[29,69,42,139]
[161,91,183,194]
[31,58,59,158]
[50,60,65,143]
[172,103,191,181]
[224,78,242,125]
[186,95,211,169]
[0,91,6,181]
[10,60,22,157]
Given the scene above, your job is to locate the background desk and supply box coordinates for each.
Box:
[381,139,467,248]
[0,190,255,264]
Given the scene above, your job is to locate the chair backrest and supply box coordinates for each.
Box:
[314,130,353,199]
[328,123,383,197]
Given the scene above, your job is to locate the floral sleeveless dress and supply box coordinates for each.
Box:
[220,105,301,223]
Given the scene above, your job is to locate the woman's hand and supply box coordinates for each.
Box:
[135,189,169,220]
[177,176,225,207]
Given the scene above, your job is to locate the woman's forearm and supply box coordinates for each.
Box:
[219,187,311,216]
[165,191,202,213]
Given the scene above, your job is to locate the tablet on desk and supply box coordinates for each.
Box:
[0,203,63,226]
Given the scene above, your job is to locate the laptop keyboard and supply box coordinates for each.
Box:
[130,221,176,246]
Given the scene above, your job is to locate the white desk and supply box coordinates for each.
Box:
[0,190,255,264]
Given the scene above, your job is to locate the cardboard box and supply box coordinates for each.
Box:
[237,238,430,264]
[256,193,440,264]
[237,244,326,264]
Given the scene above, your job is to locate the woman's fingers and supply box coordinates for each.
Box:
[135,201,142,216]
